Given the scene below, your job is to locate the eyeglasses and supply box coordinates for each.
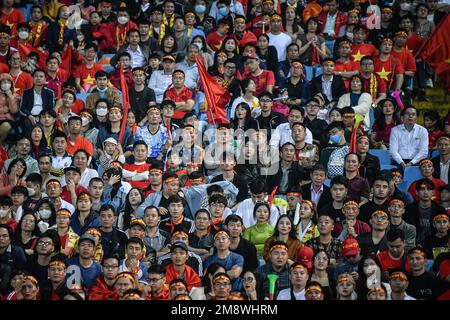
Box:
[103,264,119,270]
[260,99,272,103]
[38,240,53,246]
[243,277,254,283]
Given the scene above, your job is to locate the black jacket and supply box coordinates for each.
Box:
[360,153,380,185]
[266,162,304,194]
[311,75,347,102]
[301,183,332,212]
[19,87,55,118]
[432,155,450,183]
[256,111,288,141]
[231,237,258,273]
[404,202,446,241]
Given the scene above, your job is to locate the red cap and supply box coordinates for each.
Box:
[296,246,314,270]
[342,237,359,257]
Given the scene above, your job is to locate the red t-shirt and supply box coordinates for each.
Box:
[392,48,416,72]
[206,31,227,51]
[0,8,25,29]
[374,54,405,89]
[61,185,89,204]
[351,43,377,62]
[74,62,104,92]
[66,136,94,157]
[243,69,275,96]
[335,59,361,89]
[164,86,194,120]
[362,74,387,98]
[406,33,424,55]
[11,71,33,96]
[377,251,411,272]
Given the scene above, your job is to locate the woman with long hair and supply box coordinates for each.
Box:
[255,34,278,74]
[45,5,77,52]
[208,50,228,76]
[231,102,259,131]
[356,253,385,300]
[370,98,401,149]
[0,158,27,196]
[29,124,50,160]
[12,211,40,256]
[160,34,179,59]
[356,134,380,184]
[191,35,213,68]
[243,201,274,256]
[309,250,336,300]
[263,214,302,263]
[242,270,265,300]
[295,200,319,243]
[230,78,260,119]
[343,152,370,205]
[193,263,226,300]
[297,17,328,81]
[118,188,144,231]
[35,198,57,230]
[282,5,304,42]
[50,208,79,258]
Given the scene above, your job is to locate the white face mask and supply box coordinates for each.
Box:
[0,209,9,218]
[39,209,52,220]
[81,117,90,127]
[77,34,85,42]
[118,16,129,25]
[27,188,36,197]
[346,32,353,40]
[18,31,29,40]
[194,42,203,50]
[96,108,108,117]
[1,82,11,91]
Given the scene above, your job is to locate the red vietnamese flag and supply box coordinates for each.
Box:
[118,63,130,144]
[195,54,230,125]
[18,43,48,69]
[60,45,72,74]
[268,186,278,208]
[418,15,450,88]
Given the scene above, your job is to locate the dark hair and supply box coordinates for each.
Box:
[26,173,43,186]
[330,175,348,189]
[89,177,104,187]
[201,263,225,294]
[32,68,46,77]
[126,237,144,249]
[94,70,108,79]
[273,214,297,240]
[387,228,405,242]
[253,201,271,219]
[123,188,144,230]
[207,184,224,196]
[161,34,178,54]
[242,270,265,300]
[133,140,149,150]
[126,28,140,37]
[328,121,345,132]
[194,208,211,220]
[375,98,401,131]
[6,158,27,179]
[356,253,384,299]
[167,194,185,206]
[220,36,239,55]
[14,211,41,245]
[249,178,267,195]
[240,78,256,93]
[148,264,166,276]
[311,164,327,175]
[304,17,321,34]
[35,199,57,226]
[312,249,330,270]
[401,105,418,117]
[11,185,28,197]
[423,110,443,130]
[289,105,305,116]
[415,178,434,192]
[190,35,207,53]
[208,194,227,207]
[224,214,243,225]
[99,204,116,215]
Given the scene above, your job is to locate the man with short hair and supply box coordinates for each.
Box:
[46,179,75,214]
[0,224,26,283]
[311,58,346,103]
[61,167,89,206]
[74,43,104,93]
[243,53,275,95]
[164,241,202,290]
[67,234,102,289]
[432,134,450,184]
[158,194,195,235]
[320,121,349,178]
[276,262,309,300]
[88,255,120,300]
[377,229,411,278]
[320,175,348,223]
[388,198,417,252]
[388,268,416,300]
[256,240,290,298]
[177,44,200,90]
[301,164,332,211]
[359,176,391,224]
[306,213,342,266]
[146,264,169,300]
[267,13,292,62]
[163,69,195,122]
[4,137,39,178]
[357,210,390,256]
[224,214,258,273]
[204,230,244,290]
[98,204,127,259]
[390,106,428,167]
[143,206,171,262]
[111,28,150,69]
[333,199,371,240]
[66,116,94,157]
[85,71,121,111]
[0,197,17,231]
[149,55,177,104]
[120,237,148,281]
[129,67,156,127]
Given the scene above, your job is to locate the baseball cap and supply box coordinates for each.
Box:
[129,218,147,230]
[342,237,360,257]
[296,246,314,270]
[170,241,188,252]
[64,166,81,175]
[79,234,96,246]
[162,55,176,62]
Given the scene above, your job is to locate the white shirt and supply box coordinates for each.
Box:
[389,124,429,165]
[324,12,338,35]
[388,293,416,300]
[267,32,292,62]
[440,157,450,184]
[30,89,43,116]
[177,60,199,90]
[321,75,333,102]
[269,122,313,147]
[127,45,146,68]
[277,288,306,300]
[148,70,173,104]
[60,199,75,214]
[310,184,324,207]
[235,198,280,228]
[79,168,99,188]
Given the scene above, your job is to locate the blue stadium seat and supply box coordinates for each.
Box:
[398,166,423,192]
[380,164,396,171]
[103,65,115,74]
[430,150,439,158]
[324,179,331,187]
[76,93,89,103]
[368,149,391,165]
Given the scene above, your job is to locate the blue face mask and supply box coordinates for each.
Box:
[330,133,341,144]
[195,4,206,14]
[218,7,228,16]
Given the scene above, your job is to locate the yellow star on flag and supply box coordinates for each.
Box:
[376,67,391,81]
[83,74,95,85]
[5,20,13,28]
[352,50,365,62]
[446,58,450,63]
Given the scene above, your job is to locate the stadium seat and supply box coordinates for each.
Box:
[380,164,396,171]
[324,179,331,187]
[430,150,439,158]
[398,166,423,192]
[368,149,391,165]
[103,65,115,74]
